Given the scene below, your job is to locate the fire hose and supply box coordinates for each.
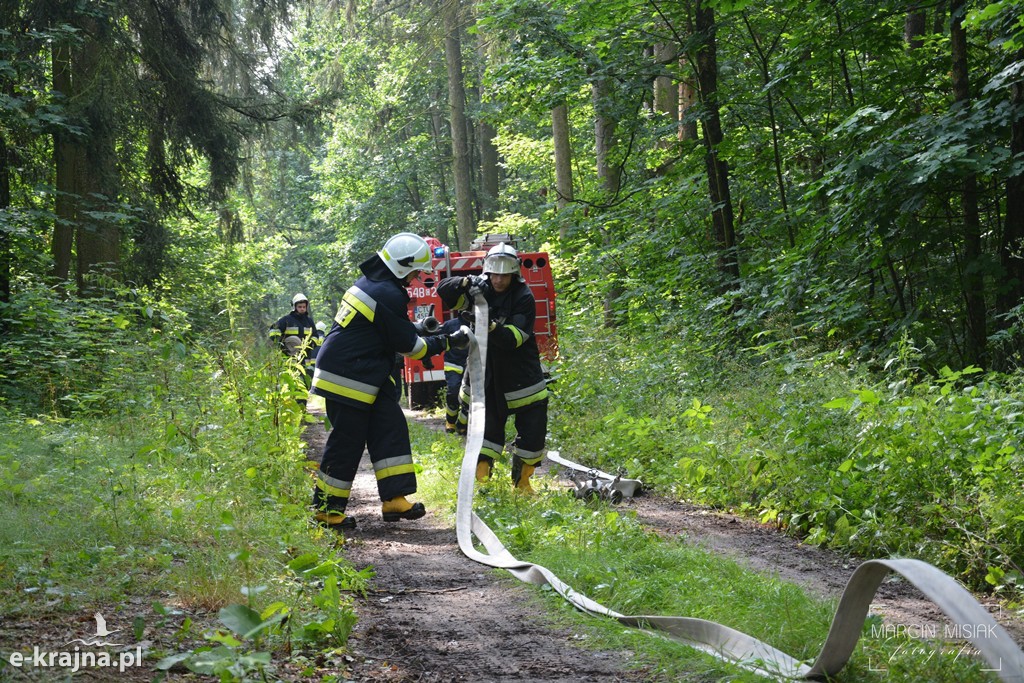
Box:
[453,294,1024,681]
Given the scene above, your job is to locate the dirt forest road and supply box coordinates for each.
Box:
[305,410,639,682]
[306,409,1024,682]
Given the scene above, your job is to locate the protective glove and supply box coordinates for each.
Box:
[447,326,471,350]
[463,275,487,297]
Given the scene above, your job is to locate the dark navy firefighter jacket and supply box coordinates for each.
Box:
[312,254,450,408]
[437,275,547,412]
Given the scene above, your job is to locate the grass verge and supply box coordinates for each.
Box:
[0,354,368,682]
[412,420,1004,683]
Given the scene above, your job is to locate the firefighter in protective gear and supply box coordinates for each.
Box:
[269,292,324,383]
[437,242,549,493]
[311,233,464,530]
[439,317,469,434]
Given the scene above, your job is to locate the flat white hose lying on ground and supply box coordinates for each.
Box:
[453,295,1024,681]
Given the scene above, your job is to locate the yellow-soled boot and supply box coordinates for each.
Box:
[314,511,357,531]
[475,460,493,482]
[382,496,426,522]
[312,487,355,531]
[512,458,536,495]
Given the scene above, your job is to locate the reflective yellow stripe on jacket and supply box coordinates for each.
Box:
[311,367,379,405]
[343,286,376,321]
[502,324,529,348]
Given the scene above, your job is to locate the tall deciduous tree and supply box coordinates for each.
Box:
[443,0,476,248]
[951,0,986,365]
[552,102,573,215]
[476,26,500,220]
[693,0,738,283]
[1001,63,1024,323]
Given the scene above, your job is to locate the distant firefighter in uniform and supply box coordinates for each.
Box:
[269,292,324,384]
[310,233,468,530]
[437,242,548,493]
[439,316,469,434]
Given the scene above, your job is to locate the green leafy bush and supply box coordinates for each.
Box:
[551,323,1024,596]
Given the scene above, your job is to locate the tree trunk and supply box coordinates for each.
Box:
[905,7,926,49]
[933,1,947,35]
[741,14,791,246]
[999,58,1024,326]
[71,24,120,295]
[443,0,475,249]
[0,0,11,312]
[653,42,679,129]
[476,33,499,220]
[694,1,739,283]
[678,69,699,141]
[428,88,451,246]
[592,78,620,196]
[833,7,856,107]
[478,120,499,219]
[552,103,573,218]
[593,76,624,327]
[0,126,9,315]
[51,40,76,283]
[951,0,986,365]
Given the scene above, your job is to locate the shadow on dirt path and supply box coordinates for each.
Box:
[304,406,1024,682]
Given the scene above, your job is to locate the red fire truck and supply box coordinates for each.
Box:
[403,233,558,409]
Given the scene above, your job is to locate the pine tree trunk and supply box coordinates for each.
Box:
[951,0,986,365]
[443,0,475,249]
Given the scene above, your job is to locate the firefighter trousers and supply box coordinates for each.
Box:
[479,382,547,469]
[314,396,418,513]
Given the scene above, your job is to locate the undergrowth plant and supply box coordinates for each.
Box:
[0,303,368,680]
[549,321,1024,601]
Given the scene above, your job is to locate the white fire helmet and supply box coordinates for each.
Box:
[483,243,521,276]
[292,293,309,307]
[379,233,435,279]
